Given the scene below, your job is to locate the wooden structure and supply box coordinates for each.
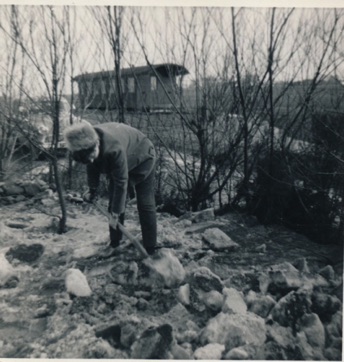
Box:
[73,63,189,111]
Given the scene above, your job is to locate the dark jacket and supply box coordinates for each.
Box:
[87,122,154,214]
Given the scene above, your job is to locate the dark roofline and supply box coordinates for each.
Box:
[73,63,189,81]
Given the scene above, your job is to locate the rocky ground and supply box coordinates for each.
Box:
[0,176,343,360]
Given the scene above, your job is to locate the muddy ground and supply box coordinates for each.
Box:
[0,186,342,359]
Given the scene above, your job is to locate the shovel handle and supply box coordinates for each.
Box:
[93,201,148,258]
[117,222,149,258]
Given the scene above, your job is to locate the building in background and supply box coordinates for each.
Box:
[73,63,189,112]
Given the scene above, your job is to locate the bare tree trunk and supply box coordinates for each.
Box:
[106,6,124,122]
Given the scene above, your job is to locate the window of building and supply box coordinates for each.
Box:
[100,79,106,95]
[86,80,92,95]
[150,76,157,91]
[109,79,115,94]
[128,77,135,93]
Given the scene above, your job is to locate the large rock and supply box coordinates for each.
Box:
[158,303,200,342]
[268,288,312,330]
[202,290,224,312]
[299,313,325,349]
[65,268,92,297]
[200,312,266,350]
[189,267,223,292]
[246,290,276,318]
[131,324,174,359]
[318,265,335,281]
[295,331,325,360]
[311,289,341,323]
[202,228,239,251]
[3,184,24,195]
[170,343,192,359]
[95,323,121,347]
[324,336,342,361]
[192,208,215,223]
[110,261,138,285]
[194,343,225,360]
[185,221,227,234]
[259,262,303,295]
[325,311,342,340]
[177,284,190,306]
[23,182,42,197]
[144,248,185,288]
[222,287,247,314]
[225,346,250,360]
[266,323,295,350]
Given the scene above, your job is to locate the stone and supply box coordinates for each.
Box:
[225,347,250,360]
[95,323,121,347]
[3,184,24,195]
[324,337,342,361]
[259,262,303,295]
[190,266,223,292]
[120,323,139,348]
[311,290,341,323]
[177,284,190,306]
[194,343,225,360]
[73,246,99,259]
[295,331,325,360]
[144,248,185,288]
[257,341,289,360]
[222,287,247,314]
[159,303,198,339]
[325,311,342,340]
[202,290,224,312]
[201,312,266,350]
[170,343,192,359]
[131,324,173,359]
[266,323,294,349]
[0,254,17,287]
[246,290,276,318]
[202,228,239,251]
[224,271,260,293]
[269,289,312,330]
[23,182,42,197]
[299,313,325,349]
[192,208,215,223]
[293,258,310,273]
[5,243,44,263]
[65,268,92,297]
[319,265,335,281]
[110,261,138,285]
[185,221,226,234]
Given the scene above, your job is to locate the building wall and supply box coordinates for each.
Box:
[76,71,178,111]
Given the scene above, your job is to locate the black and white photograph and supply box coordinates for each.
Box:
[0,1,343,359]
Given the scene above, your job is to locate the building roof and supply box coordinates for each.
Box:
[73,63,189,81]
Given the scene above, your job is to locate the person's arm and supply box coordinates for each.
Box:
[108,148,128,215]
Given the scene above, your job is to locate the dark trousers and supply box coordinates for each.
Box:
[108,151,157,250]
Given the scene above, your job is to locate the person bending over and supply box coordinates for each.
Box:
[64,120,158,255]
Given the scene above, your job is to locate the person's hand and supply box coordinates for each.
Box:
[108,212,119,229]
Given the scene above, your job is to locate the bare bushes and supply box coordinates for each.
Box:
[249,149,342,245]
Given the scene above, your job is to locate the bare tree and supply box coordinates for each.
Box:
[89,6,126,122]
[3,5,77,233]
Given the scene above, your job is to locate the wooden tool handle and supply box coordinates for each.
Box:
[94,201,148,258]
[117,222,149,258]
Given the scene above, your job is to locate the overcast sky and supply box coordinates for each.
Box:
[0,2,343,98]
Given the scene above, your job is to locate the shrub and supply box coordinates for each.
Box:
[249,150,341,244]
